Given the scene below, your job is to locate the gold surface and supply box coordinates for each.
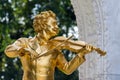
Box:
[5,10,106,80]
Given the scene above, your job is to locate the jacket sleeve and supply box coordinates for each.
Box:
[56,52,86,75]
[4,38,26,58]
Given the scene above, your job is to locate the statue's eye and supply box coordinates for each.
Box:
[53,22,57,26]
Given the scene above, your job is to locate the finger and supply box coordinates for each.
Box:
[85,45,92,52]
[24,48,30,51]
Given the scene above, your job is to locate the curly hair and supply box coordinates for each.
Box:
[33,10,56,33]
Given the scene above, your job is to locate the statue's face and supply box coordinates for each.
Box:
[46,17,59,37]
[36,17,59,41]
[33,11,59,41]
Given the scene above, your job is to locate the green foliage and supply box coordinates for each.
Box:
[0,0,78,80]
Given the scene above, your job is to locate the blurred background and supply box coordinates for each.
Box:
[71,0,120,80]
[0,0,79,80]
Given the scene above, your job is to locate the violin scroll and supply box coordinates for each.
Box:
[93,47,106,56]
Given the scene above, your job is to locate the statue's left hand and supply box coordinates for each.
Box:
[78,44,93,56]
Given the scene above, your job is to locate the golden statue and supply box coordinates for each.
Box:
[5,10,106,80]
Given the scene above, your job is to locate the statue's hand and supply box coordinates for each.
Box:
[18,48,26,56]
[18,48,31,56]
[78,44,93,56]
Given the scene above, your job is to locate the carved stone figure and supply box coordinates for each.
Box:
[5,10,106,80]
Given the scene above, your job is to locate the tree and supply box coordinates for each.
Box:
[0,0,78,80]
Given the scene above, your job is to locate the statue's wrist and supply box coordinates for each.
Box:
[77,53,86,61]
[78,52,85,58]
[17,47,25,56]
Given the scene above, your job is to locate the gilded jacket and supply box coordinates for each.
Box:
[5,36,86,80]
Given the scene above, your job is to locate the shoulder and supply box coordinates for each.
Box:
[51,36,68,42]
[48,36,67,45]
[17,37,28,41]
[15,37,30,43]
[47,36,67,50]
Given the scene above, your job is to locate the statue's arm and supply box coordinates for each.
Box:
[4,38,26,58]
[56,51,86,75]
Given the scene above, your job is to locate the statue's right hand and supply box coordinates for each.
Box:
[18,48,30,56]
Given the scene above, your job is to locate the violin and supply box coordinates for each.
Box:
[53,35,106,56]
[32,35,106,61]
